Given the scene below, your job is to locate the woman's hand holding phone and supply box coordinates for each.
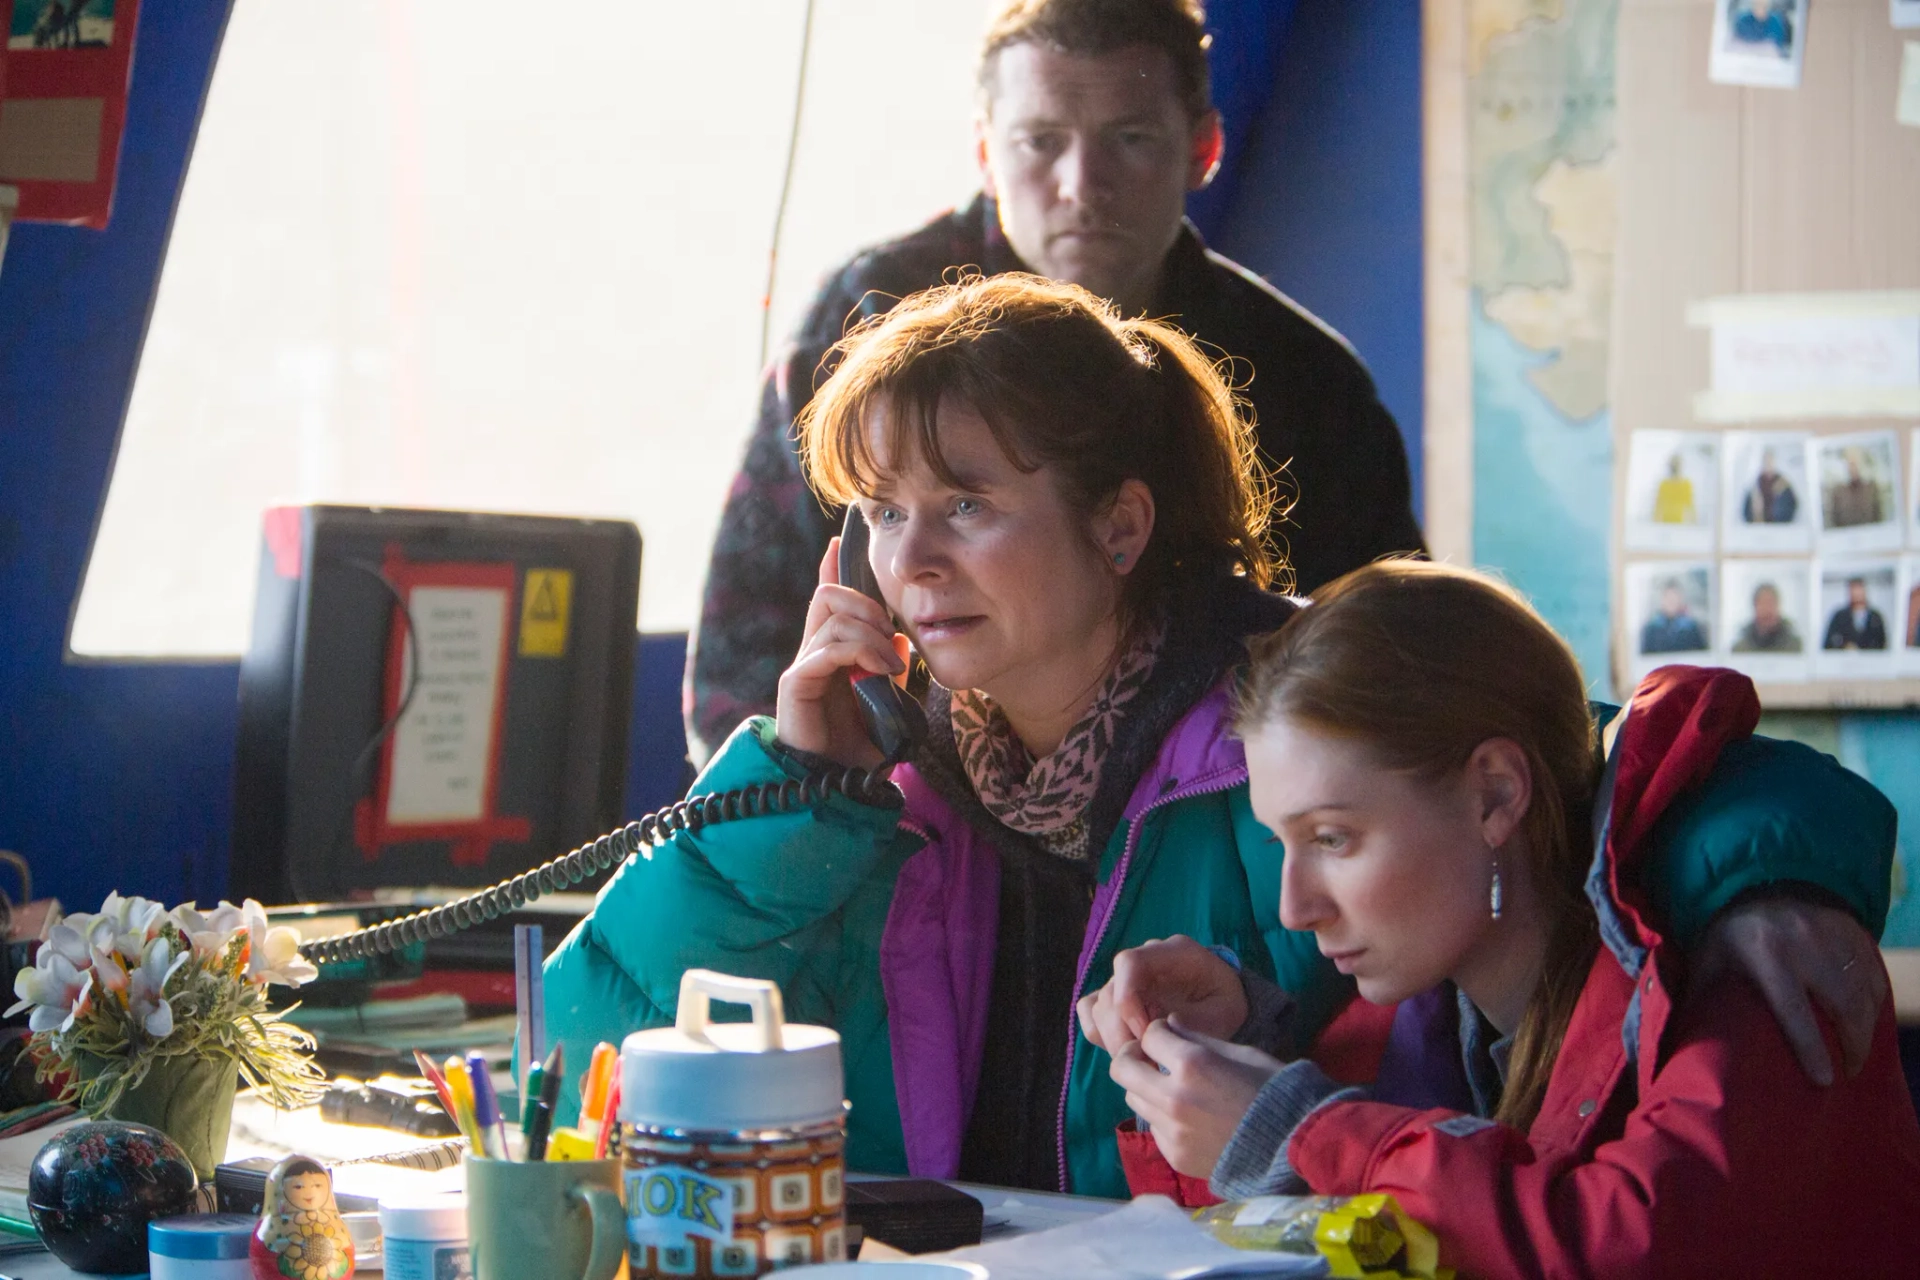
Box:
[775,537,909,769]
[1077,935,1250,1054]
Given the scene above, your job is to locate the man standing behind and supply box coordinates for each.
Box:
[686,0,1424,759]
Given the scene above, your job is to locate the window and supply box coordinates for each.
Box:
[72,0,983,656]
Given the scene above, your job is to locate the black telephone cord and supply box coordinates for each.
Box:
[299,762,899,964]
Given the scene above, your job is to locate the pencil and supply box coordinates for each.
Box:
[415,1049,457,1119]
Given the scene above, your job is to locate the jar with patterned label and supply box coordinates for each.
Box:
[620,970,848,1278]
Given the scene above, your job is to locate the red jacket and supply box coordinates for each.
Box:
[1284,667,1920,1278]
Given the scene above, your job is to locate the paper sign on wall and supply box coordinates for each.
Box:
[386,586,509,825]
[0,0,141,226]
[1899,41,1920,128]
[1688,292,1920,421]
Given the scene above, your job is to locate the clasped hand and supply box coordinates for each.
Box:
[1077,935,1286,1179]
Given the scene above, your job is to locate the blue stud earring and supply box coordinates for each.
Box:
[1113,552,1127,566]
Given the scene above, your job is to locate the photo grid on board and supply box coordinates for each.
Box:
[1623,423,1913,694]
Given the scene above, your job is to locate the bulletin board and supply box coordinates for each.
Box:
[1610,0,1920,708]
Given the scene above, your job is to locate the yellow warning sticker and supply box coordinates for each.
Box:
[519,568,574,657]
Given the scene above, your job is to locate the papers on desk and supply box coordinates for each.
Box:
[228,1092,465,1204]
[938,1196,1326,1279]
[0,1116,82,1224]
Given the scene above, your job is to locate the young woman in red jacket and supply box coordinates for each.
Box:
[1081,561,1920,1278]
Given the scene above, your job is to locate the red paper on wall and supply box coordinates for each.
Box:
[0,0,141,228]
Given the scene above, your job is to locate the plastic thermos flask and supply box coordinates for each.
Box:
[620,970,848,1277]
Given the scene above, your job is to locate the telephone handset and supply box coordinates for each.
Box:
[837,505,928,767]
[299,513,927,966]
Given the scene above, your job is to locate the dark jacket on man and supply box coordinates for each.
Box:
[1823,606,1887,651]
[685,195,1425,758]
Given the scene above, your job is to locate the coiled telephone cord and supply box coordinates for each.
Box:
[299,763,898,964]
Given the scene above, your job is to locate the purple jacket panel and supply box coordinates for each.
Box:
[1370,987,1474,1113]
[1078,682,1250,981]
[879,767,1001,1178]
[878,680,1249,1177]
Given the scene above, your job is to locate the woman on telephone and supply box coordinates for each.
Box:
[1083,562,1918,1274]
[543,274,1894,1197]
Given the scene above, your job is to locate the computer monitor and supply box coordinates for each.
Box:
[231,505,641,905]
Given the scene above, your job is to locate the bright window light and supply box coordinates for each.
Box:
[72,0,984,657]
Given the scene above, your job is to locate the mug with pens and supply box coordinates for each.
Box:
[411,970,850,1278]
[420,1042,623,1280]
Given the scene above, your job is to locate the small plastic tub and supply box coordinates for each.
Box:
[148,1212,255,1280]
[379,1191,470,1280]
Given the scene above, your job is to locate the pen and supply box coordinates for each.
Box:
[466,1051,509,1160]
[443,1057,484,1154]
[521,1063,545,1137]
[592,1076,621,1160]
[526,1043,563,1161]
[577,1041,616,1132]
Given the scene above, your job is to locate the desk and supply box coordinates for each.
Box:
[1,1124,1121,1278]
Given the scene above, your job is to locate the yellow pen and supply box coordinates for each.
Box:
[444,1056,485,1153]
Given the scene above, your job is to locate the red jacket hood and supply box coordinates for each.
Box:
[1595,664,1760,954]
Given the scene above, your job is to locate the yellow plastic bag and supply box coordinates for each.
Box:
[1191,1194,1451,1280]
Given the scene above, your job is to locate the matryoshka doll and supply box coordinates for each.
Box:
[251,1154,355,1280]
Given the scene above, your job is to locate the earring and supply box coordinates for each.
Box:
[1113,552,1127,566]
[1489,854,1504,921]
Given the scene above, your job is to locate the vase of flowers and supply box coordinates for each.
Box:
[7,893,327,1177]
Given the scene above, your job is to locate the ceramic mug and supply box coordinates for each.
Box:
[465,1156,625,1280]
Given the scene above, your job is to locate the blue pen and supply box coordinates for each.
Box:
[466,1051,509,1160]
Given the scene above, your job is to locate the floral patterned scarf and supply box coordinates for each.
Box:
[947,616,1166,861]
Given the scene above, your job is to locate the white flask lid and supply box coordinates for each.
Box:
[620,970,844,1132]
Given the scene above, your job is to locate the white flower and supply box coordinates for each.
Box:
[170,900,246,961]
[252,923,318,987]
[6,950,96,1034]
[92,893,168,960]
[126,937,189,1042]
[38,923,92,970]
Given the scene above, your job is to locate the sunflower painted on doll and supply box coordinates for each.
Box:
[251,1154,355,1280]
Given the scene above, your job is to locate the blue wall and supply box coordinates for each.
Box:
[1214,0,1426,511]
[0,1,239,913]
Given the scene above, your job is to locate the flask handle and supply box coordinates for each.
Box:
[674,969,786,1052]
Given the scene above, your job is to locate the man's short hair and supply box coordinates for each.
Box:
[1753,582,1778,603]
[1847,576,1867,590]
[978,0,1213,119]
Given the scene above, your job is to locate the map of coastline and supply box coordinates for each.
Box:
[1469,0,1618,682]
